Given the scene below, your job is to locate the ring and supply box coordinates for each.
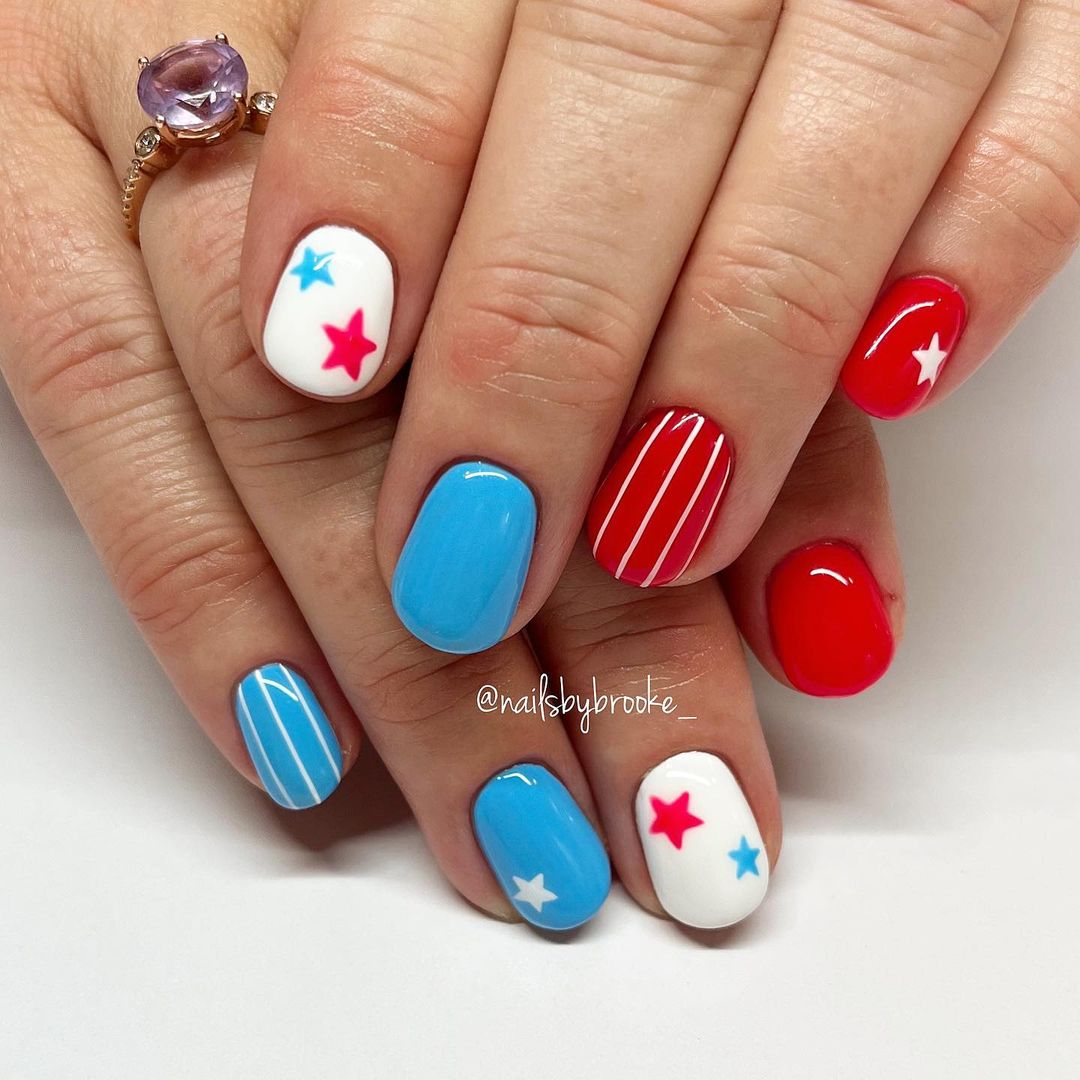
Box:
[122,35,276,244]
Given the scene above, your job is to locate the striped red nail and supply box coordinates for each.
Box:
[840,275,967,420]
[587,407,733,587]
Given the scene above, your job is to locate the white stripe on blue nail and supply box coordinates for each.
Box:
[234,664,342,809]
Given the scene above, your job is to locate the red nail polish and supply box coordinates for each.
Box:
[767,542,894,697]
[841,275,967,420]
[587,407,733,587]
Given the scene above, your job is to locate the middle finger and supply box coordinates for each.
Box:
[590,0,1016,587]
[377,0,783,654]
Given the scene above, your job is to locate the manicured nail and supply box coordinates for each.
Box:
[768,542,894,697]
[263,225,394,398]
[234,663,343,809]
[392,462,536,654]
[587,407,733,587]
[636,751,768,929]
[473,763,610,931]
[840,275,967,420]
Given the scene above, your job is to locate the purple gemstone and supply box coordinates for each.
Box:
[137,39,248,131]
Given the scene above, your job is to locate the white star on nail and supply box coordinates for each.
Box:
[512,873,558,913]
[912,332,949,388]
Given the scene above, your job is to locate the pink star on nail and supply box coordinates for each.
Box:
[322,308,377,381]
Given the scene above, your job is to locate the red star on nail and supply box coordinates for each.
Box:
[649,791,704,850]
[321,308,378,381]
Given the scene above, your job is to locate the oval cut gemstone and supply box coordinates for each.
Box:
[136,39,247,131]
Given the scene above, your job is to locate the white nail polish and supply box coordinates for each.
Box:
[263,224,394,398]
[635,750,768,929]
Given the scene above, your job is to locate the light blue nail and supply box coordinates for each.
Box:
[234,663,343,810]
[473,763,611,932]
[392,462,537,655]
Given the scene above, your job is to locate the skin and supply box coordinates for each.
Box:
[0,0,1077,926]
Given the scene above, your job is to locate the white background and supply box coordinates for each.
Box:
[2,258,1078,1079]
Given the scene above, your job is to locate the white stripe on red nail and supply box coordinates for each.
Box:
[591,409,675,557]
[614,414,705,581]
[586,407,733,588]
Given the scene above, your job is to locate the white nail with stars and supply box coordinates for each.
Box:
[912,332,949,388]
[635,750,768,929]
[263,224,394,398]
[512,873,558,913]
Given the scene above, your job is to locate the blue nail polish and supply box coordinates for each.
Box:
[473,763,610,931]
[392,462,537,654]
[234,663,343,810]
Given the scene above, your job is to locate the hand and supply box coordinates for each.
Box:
[239,0,1078,654]
[0,0,906,931]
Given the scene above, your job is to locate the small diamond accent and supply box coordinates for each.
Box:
[134,128,161,158]
[250,92,277,115]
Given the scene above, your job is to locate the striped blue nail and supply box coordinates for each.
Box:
[473,763,610,932]
[234,663,343,810]
[392,462,537,655]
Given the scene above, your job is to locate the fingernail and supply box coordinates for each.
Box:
[587,407,733,587]
[392,462,536,654]
[234,663,343,809]
[768,542,894,697]
[472,763,611,931]
[263,225,394,398]
[840,275,966,420]
[635,751,768,929]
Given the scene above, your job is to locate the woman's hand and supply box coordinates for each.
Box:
[240,0,1078,654]
[0,0,908,930]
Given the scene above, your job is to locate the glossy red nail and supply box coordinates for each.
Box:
[767,542,894,697]
[587,407,733,588]
[840,275,967,420]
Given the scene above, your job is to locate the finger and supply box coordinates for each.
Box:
[0,76,360,808]
[240,0,517,400]
[724,395,905,698]
[377,0,784,653]
[530,541,780,930]
[114,56,610,929]
[841,0,1080,419]
[586,0,1016,587]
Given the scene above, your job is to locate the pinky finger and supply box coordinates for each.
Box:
[0,108,360,809]
[840,0,1080,420]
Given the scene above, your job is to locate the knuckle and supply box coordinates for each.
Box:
[445,251,642,419]
[845,0,1014,48]
[9,263,180,446]
[962,118,1080,253]
[543,575,724,690]
[932,0,1018,37]
[302,30,487,171]
[341,630,508,727]
[521,0,779,92]
[787,402,885,505]
[110,517,274,641]
[685,232,860,370]
[807,0,1012,95]
[215,404,396,514]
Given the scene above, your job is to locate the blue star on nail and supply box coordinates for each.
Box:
[290,247,335,291]
[728,835,761,879]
